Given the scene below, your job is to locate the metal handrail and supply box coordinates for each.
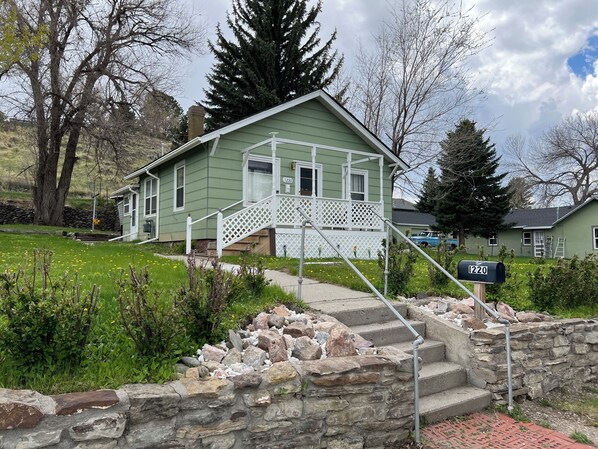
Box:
[295,207,425,444]
[108,231,137,242]
[371,209,514,411]
[185,200,244,254]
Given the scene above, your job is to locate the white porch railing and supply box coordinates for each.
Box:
[216,194,384,256]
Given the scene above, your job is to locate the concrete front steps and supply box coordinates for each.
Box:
[328,302,491,425]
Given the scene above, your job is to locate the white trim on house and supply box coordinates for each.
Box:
[522,231,532,246]
[593,227,598,250]
[173,161,185,212]
[123,195,131,216]
[124,90,408,180]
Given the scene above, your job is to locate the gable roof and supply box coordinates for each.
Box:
[501,198,596,229]
[125,90,407,180]
[392,198,416,211]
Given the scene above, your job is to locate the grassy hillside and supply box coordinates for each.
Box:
[0,122,169,204]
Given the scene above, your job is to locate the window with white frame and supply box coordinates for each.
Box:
[342,167,368,201]
[593,227,598,250]
[174,162,185,211]
[144,178,158,216]
[522,231,531,246]
[123,195,130,216]
[245,156,279,204]
[488,233,498,246]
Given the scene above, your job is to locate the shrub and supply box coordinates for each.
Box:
[237,253,270,297]
[378,239,417,296]
[175,256,239,344]
[528,254,598,312]
[486,245,522,306]
[427,243,457,288]
[117,266,182,359]
[0,249,98,368]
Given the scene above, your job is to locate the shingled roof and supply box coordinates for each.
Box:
[506,203,587,229]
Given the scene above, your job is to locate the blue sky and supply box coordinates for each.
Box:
[568,34,598,78]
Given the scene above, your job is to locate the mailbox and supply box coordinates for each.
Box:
[457,260,505,284]
[143,220,153,235]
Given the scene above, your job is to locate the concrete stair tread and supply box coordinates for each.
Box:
[418,361,467,397]
[387,340,446,364]
[419,361,465,379]
[325,302,409,326]
[419,386,492,424]
[352,320,424,333]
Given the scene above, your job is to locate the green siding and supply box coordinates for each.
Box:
[464,201,598,258]
[135,98,396,242]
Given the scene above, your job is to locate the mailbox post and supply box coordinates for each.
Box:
[457,260,506,320]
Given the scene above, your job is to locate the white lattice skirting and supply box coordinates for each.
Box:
[275,229,386,259]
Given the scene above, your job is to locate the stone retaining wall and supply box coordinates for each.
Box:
[0,354,415,449]
[470,319,598,401]
[409,306,598,402]
[0,202,120,232]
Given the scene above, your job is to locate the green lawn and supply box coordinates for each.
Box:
[223,251,561,314]
[0,231,298,393]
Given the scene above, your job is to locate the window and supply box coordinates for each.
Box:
[522,231,531,246]
[174,162,185,210]
[144,178,157,216]
[123,195,130,216]
[295,162,323,197]
[342,166,368,201]
[594,227,598,250]
[246,157,274,203]
[488,233,498,246]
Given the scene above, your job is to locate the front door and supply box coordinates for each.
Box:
[295,163,322,197]
[130,193,138,238]
[533,230,545,257]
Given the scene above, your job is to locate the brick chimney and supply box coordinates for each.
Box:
[187,105,205,140]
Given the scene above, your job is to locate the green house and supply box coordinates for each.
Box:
[465,198,598,258]
[111,90,407,258]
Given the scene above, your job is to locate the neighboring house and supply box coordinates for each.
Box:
[466,198,598,258]
[392,199,436,236]
[111,90,407,259]
[390,198,598,258]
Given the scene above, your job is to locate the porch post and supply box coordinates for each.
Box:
[311,145,317,225]
[271,133,278,227]
[186,214,192,254]
[379,157,384,230]
[347,152,353,230]
[216,211,223,258]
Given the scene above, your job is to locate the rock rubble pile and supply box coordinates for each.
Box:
[177,304,375,379]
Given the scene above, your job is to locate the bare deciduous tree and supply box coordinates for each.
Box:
[0,0,205,225]
[507,114,598,206]
[352,0,488,194]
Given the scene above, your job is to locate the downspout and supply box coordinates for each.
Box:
[138,170,160,244]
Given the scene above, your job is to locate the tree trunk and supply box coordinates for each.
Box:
[458,228,465,247]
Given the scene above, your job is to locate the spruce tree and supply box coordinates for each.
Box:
[204,0,343,130]
[416,167,440,214]
[435,119,512,246]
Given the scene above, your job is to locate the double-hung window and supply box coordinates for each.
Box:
[174,162,185,211]
[123,195,131,216]
[593,227,598,250]
[144,178,157,216]
[522,231,531,246]
[343,168,368,201]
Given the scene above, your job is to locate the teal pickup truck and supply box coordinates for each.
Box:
[409,231,458,249]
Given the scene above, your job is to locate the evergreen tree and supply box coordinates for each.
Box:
[435,119,512,246]
[205,0,343,130]
[416,167,440,213]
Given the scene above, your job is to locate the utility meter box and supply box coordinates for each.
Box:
[457,260,505,284]
[143,220,153,235]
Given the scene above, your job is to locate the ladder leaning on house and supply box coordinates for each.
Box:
[554,237,566,258]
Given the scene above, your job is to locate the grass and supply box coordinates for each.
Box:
[539,387,598,424]
[222,250,562,314]
[570,431,593,444]
[0,230,299,393]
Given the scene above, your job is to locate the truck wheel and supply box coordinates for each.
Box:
[420,242,429,248]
